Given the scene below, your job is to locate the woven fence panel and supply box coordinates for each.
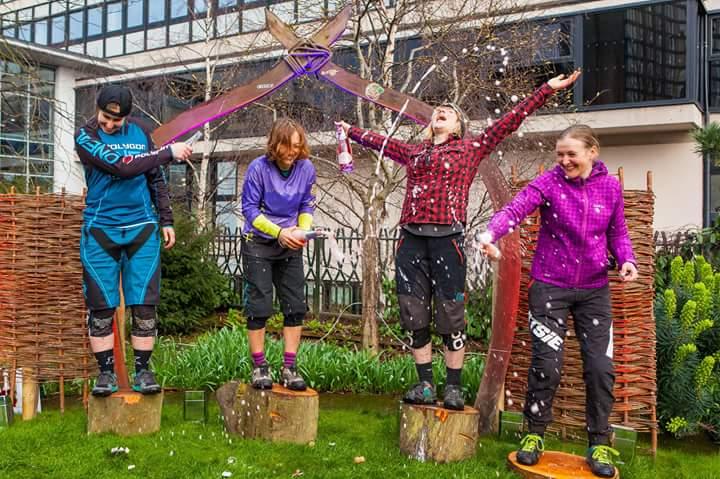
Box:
[504,179,657,437]
[0,192,90,381]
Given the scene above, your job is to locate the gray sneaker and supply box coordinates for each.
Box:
[251,365,273,390]
[132,369,161,395]
[92,371,118,397]
[281,366,307,391]
[403,381,437,405]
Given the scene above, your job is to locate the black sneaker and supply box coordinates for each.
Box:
[517,433,544,466]
[586,445,619,478]
[92,371,118,397]
[443,384,465,410]
[281,366,307,391]
[403,381,437,405]
[251,364,273,390]
[132,369,161,395]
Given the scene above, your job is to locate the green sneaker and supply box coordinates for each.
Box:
[586,445,619,478]
[517,433,545,466]
[132,369,161,395]
[91,371,118,397]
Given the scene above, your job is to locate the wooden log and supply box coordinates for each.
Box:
[216,380,246,435]
[21,368,38,421]
[507,451,620,479]
[230,384,318,444]
[87,391,163,436]
[399,402,479,463]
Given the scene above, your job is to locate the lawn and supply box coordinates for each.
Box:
[0,393,717,479]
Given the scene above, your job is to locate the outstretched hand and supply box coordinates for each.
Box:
[547,69,582,91]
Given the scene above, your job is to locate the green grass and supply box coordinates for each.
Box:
[0,395,718,479]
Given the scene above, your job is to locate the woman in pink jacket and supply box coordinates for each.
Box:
[480,125,638,478]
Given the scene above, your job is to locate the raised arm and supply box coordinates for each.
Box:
[468,71,581,167]
[346,125,415,166]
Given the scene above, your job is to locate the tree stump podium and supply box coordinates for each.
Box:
[399,402,479,463]
[507,451,620,479]
[217,382,318,444]
[87,391,163,436]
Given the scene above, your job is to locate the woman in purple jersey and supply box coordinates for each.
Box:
[479,125,638,478]
[240,118,316,391]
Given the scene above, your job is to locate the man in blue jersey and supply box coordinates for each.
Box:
[74,85,192,396]
[241,118,315,391]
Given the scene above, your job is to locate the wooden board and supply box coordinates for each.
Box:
[399,402,479,463]
[87,391,163,436]
[507,451,620,479]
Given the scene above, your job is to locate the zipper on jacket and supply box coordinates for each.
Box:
[575,185,589,286]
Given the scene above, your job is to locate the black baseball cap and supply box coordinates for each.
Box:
[96,85,133,118]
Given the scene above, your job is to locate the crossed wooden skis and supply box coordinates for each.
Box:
[151,5,522,435]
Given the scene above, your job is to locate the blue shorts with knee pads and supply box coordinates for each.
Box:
[81,222,161,309]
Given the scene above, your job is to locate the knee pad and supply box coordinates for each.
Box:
[283,312,305,327]
[443,330,467,351]
[88,308,115,337]
[406,327,431,349]
[247,316,269,331]
[131,305,157,337]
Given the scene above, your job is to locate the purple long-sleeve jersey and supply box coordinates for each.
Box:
[487,161,636,289]
[241,155,316,239]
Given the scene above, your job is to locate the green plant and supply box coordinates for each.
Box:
[656,255,720,440]
[692,122,720,164]
[158,211,238,335]
[152,325,485,402]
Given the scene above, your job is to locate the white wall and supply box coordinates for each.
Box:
[600,139,702,232]
[52,67,85,194]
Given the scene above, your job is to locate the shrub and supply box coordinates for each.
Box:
[656,255,720,441]
[158,212,238,335]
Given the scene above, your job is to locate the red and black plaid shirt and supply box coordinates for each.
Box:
[348,83,555,226]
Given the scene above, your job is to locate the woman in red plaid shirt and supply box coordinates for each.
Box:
[337,71,580,411]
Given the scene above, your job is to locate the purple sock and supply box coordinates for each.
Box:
[251,351,266,367]
[283,352,296,368]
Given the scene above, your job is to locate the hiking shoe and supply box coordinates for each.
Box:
[281,366,307,391]
[92,371,118,397]
[517,433,545,466]
[586,445,619,478]
[132,369,161,395]
[251,365,273,390]
[443,384,465,410]
[403,381,437,405]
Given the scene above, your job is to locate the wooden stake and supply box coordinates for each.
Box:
[22,368,38,420]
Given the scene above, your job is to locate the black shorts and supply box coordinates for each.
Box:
[241,236,307,319]
[394,229,466,335]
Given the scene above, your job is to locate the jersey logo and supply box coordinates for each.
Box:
[76,129,122,164]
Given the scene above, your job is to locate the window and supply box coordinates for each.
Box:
[18,22,31,41]
[68,10,84,41]
[34,20,48,45]
[149,1,166,23]
[709,16,720,108]
[87,6,103,37]
[127,0,144,29]
[107,2,122,32]
[0,62,55,193]
[582,2,687,105]
[171,0,188,19]
[194,0,208,15]
[147,27,166,49]
[50,15,65,44]
[219,0,236,8]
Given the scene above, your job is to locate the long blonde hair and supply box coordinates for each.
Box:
[557,124,600,150]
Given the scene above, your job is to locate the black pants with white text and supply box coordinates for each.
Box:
[524,280,615,446]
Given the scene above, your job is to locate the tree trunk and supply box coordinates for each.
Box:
[87,391,164,436]
[236,384,318,444]
[361,210,381,354]
[507,450,619,479]
[399,402,479,463]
